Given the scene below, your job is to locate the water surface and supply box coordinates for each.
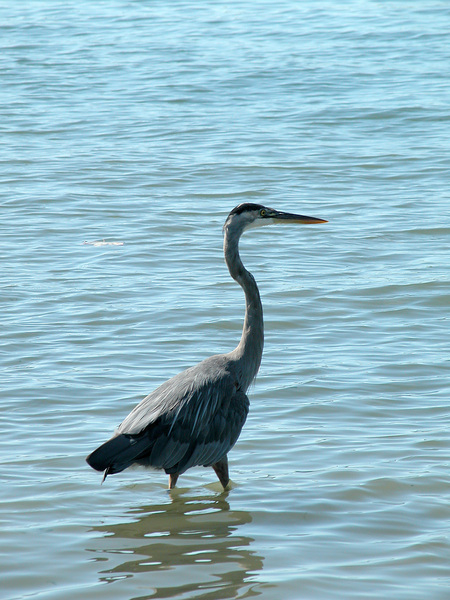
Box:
[1,1,450,598]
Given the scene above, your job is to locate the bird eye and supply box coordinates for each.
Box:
[260,209,266,217]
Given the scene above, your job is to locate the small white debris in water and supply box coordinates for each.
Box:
[83,240,124,246]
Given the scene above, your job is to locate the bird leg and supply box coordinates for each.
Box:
[212,456,229,489]
[168,473,179,489]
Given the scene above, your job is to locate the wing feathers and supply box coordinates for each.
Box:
[86,433,151,474]
[87,356,250,479]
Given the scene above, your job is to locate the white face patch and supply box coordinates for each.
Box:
[244,216,275,230]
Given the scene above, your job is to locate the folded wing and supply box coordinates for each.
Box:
[86,356,249,478]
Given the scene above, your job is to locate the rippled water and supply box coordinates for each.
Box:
[2,1,450,598]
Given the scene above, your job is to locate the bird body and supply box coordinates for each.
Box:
[86,203,326,489]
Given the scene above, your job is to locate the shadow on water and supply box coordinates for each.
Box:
[88,489,265,599]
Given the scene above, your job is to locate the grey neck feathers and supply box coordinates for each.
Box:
[223,222,264,390]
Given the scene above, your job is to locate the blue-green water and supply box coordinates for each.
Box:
[2,1,450,598]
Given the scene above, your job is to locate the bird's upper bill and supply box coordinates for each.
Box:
[270,209,328,224]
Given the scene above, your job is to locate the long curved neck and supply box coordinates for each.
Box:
[224,224,264,391]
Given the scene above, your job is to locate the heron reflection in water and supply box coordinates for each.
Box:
[90,493,263,596]
[87,203,327,489]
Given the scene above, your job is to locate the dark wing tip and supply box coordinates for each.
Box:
[86,434,150,475]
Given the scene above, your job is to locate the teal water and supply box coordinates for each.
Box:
[2,1,450,598]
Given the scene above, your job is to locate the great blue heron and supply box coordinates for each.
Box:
[86,203,327,489]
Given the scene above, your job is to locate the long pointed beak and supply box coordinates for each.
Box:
[272,210,328,224]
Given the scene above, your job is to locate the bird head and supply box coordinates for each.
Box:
[224,203,327,234]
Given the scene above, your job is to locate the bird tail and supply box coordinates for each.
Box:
[86,434,150,479]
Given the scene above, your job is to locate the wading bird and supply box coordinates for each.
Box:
[86,203,327,489]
